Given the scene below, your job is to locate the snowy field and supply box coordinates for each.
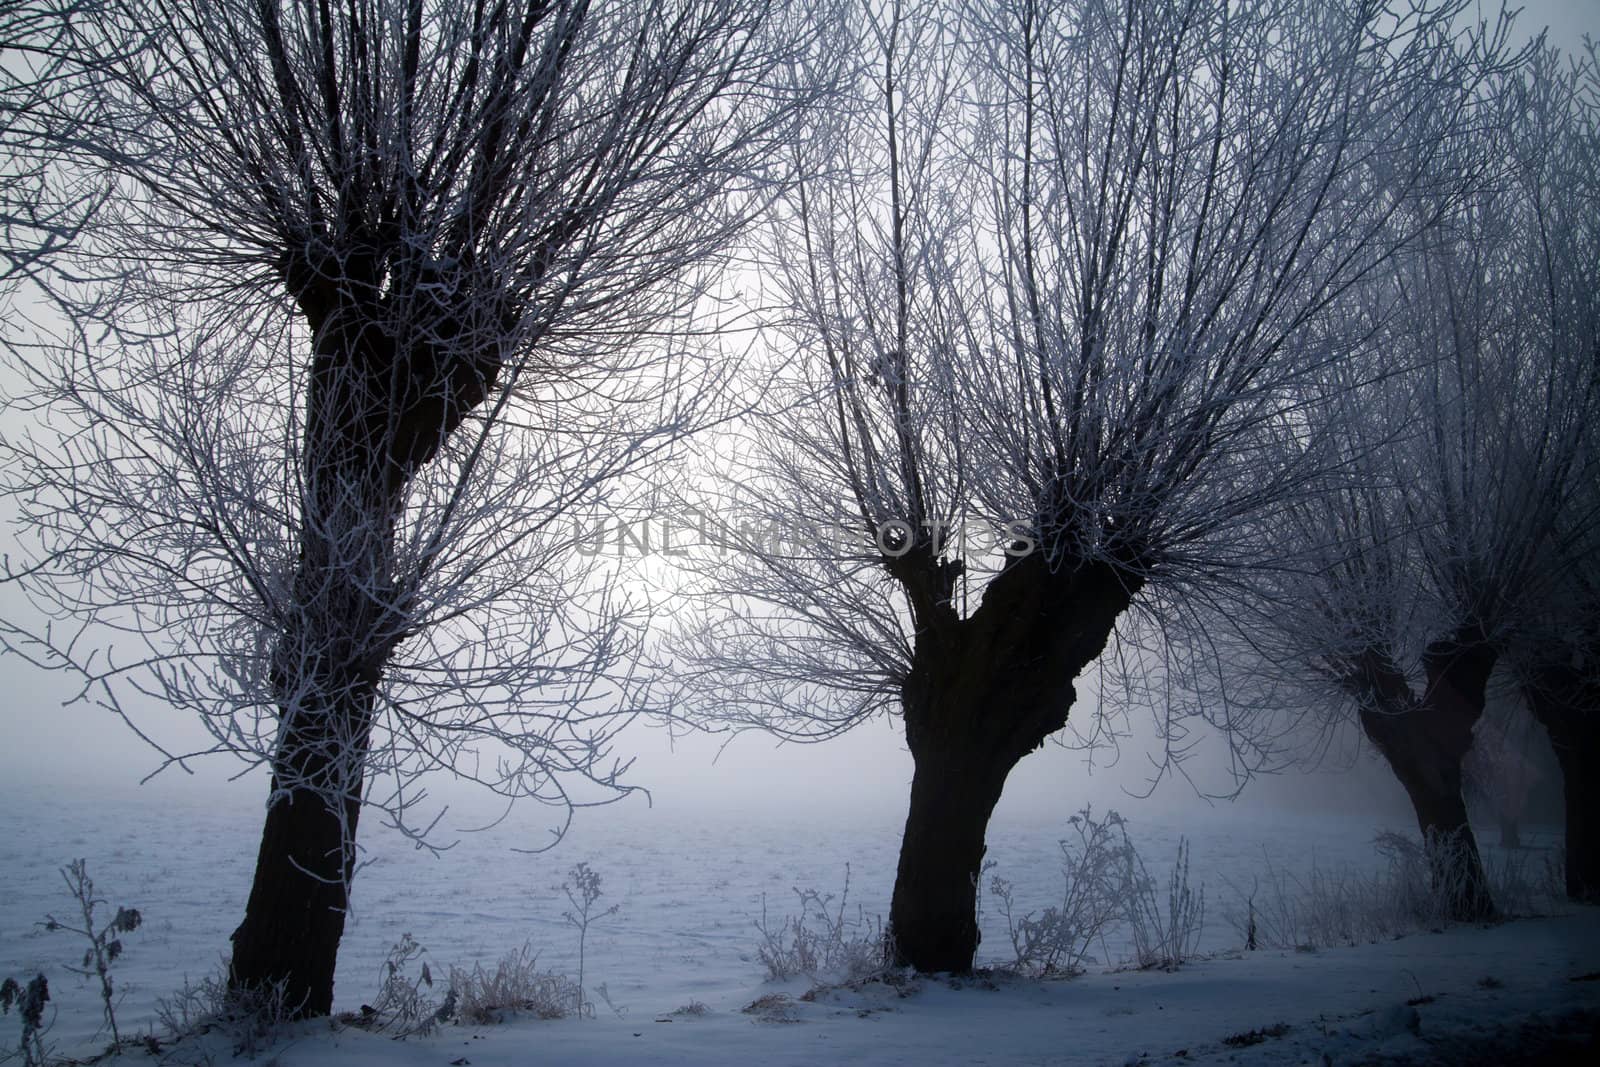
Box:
[2,781,1596,1065]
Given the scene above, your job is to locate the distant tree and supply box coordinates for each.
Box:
[1201,42,1598,919]
[1506,44,1600,903]
[671,0,1504,971]
[1463,694,1546,850]
[0,0,826,1015]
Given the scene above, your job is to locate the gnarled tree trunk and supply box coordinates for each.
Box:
[228,468,393,1013]
[1523,666,1600,903]
[229,698,373,1016]
[1353,634,1497,922]
[887,554,1137,972]
[889,747,1009,972]
[229,277,491,1012]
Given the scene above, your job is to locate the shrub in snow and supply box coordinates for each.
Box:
[40,858,141,1048]
[1224,844,1416,950]
[358,936,581,1028]
[0,974,51,1067]
[446,945,580,1024]
[1221,830,1569,952]
[1221,842,1427,951]
[379,863,616,1027]
[1127,836,1205,971]
[754,864,888,983]
[156,969,300,1060]
[1464,836,1567,920]
[1374,829,1567,927]
[1532,848,1568,910]
[360,933,450,1036]
[1376,830,1461,925]
[990,807,1138,976]
[561,861,620,1019]
[740,992,800,1023]
[985,811,1205,974]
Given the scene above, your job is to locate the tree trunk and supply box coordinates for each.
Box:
[888,747,1012,972]
[1523,675,1600,903]
[230,582,381,1015]
[229,571,386,1015]
[886,553,1137,972]
[1361,704,1495,919]
[227,309,413,1015]
[229,751,367,1017]
[227,521,391,1016]
[1353,634,1498,922]
[1547,725,1600,902]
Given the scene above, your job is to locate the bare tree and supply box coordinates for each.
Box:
[1504,42,1600,903]
[1208,394,1505,920]
[1463,694,1547,850]
[1199,40,1598,919]
[670,0,1504,971]
[0,0,826,1015]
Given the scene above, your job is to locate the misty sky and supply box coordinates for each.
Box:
[2,0,1595,832]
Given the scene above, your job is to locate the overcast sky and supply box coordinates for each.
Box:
[1508,0,1598,49]
[2,0,1594,834]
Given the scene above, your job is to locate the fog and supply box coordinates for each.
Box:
[0,617,1414,837]
[4,0,1593,840]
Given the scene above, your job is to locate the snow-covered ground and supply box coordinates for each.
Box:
[213,914,1600,1067]
[2,782,1594,1065]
